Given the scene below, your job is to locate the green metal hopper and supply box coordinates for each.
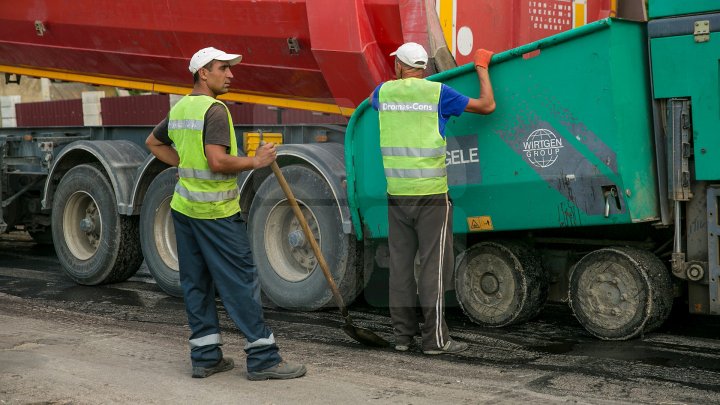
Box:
[649,0,718,19]
[346,18,658,240]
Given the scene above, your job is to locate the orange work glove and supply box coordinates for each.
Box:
[474,49,494,69]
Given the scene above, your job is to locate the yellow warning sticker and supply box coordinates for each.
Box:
[467,216,493,232]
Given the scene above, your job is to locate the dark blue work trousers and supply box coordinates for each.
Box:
[171,210,282,372]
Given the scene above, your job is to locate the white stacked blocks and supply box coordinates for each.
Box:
[82,91,104,126]
[0,95,21,127]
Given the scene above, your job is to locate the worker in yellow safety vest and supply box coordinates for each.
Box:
[146,47,306,381]
[371,42,496,354]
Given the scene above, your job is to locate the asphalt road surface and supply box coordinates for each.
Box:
[1,232,719,404]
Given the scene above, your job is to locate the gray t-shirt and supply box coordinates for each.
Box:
[153,96,231,150]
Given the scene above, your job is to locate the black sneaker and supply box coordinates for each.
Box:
[247,361,307,381]
[423,340,469,355]
[192,357,235,378]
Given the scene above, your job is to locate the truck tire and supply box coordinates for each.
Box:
[248,164,360,310]
[455,241,547,327]
[568,246,673,340]
[139,168,182,297]
[51,164,142,285]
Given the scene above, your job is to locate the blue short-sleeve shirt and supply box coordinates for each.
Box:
[371,82,470,138]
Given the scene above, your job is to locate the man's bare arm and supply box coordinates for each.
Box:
[465,49,496,115]
[145,132,179,166]
[205,142,277,174]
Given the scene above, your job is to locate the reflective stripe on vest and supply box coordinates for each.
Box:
[168,95,240,219]
[378,78,448,196]
[177,167,236,181]
[174,182,239,202]
[384,167,447,178]
[168,119,204,131]
[380,145,446,158]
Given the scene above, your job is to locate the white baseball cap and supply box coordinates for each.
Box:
[188,47,242,74]
[390,42,428,69]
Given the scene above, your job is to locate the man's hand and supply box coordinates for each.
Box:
[253,142,277,169]
[474,49,494,69]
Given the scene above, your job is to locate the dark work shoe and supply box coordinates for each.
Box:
[423,340,469,355]
[192,357,235,378]
[247,361,307,381]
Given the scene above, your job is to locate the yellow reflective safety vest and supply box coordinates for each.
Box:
[168,95,240,219]
[378,78,447,196]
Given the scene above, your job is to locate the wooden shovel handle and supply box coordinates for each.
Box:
[268,161,348,315]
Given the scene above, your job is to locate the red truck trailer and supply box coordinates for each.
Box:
[0,0,631,319]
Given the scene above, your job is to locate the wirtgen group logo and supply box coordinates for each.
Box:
[522,128,564,168]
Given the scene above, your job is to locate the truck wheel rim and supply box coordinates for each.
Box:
[264,199,320,282]
[575,260,642,330]
[154,196,178,271]
[467,252,517,316]
[63,191,101,261]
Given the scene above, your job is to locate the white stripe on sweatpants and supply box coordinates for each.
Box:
[435,194,450,348]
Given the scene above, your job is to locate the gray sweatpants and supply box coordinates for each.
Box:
[387,192,454,351]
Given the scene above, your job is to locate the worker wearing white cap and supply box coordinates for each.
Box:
[371,42,496,355]
[146,47,306,381]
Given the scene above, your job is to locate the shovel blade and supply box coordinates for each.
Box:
[342,323,389,348]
